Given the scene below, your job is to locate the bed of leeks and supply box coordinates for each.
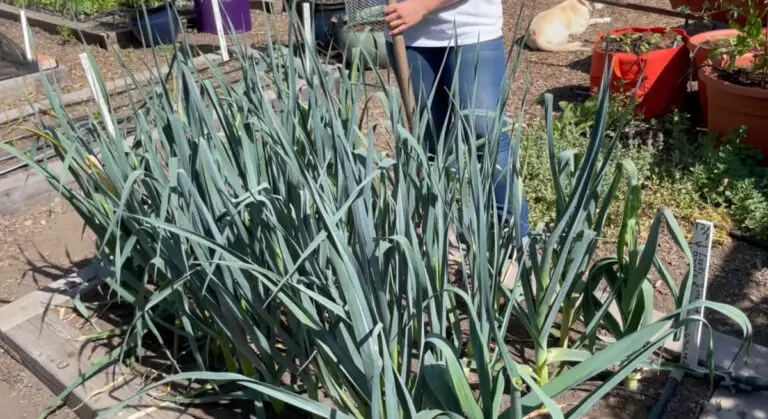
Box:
[2,5,753,419]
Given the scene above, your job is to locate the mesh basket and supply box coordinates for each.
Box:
[344,1,387,32]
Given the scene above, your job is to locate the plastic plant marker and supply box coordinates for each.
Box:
[20,10,31,61]
[681,220,713,368]
[211,0,230,61]
[302,2,312,73]
[79,53,115,137]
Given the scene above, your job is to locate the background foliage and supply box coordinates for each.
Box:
[523,98,768,241]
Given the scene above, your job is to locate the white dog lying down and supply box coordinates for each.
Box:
[526,0,611,52]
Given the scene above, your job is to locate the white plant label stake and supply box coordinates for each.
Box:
[79,53,115,137]
[302,2,312,73]
[681,220,713,368]
[211,0,229,61]
[20,9,32,62]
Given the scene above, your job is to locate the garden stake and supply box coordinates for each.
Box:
[211,0,230,61]
[681,220,713,369]
[19,9,32,61]
[79,52,115,137]
[387,0,416,133]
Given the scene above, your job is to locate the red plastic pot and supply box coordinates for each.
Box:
[589,27,690,120]
[700,56,768,162]
[668,0,765,25]
[688,29,740,121]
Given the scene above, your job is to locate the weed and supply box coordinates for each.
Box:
[523,96,768,241]
[57,25,76,44]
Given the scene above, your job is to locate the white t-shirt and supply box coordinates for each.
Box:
[384,0,503,47]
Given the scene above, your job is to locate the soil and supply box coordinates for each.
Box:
[598,30,683,55]
[713,66,768,89]
[701,38,733,50]
[0,9,291,112]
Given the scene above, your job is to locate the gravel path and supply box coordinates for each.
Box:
[503,0,685,118]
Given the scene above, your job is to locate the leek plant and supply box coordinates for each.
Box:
[581,171,697,391]
[4,7,752,419]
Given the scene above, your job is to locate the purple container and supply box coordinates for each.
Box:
[194,0,252,34]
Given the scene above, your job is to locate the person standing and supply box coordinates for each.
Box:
[383,0,531,247]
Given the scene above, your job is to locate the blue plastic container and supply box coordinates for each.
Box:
[132,4,181,45]
[313,6,346,49]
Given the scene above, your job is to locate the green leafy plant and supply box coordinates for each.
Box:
[710,1,768,87]
[9,0,167,18]
[5,11,753,419]
[581,175,695,391]
[57,25,76,43]
[604,32,683,54]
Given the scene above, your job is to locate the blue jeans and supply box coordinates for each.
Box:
[386,37,530,237]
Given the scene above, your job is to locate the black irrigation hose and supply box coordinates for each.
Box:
[650,361,768,418]
[728,229,768,251]
[649,371,683,419]
[650,230,768,417]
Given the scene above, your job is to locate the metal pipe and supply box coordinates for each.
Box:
[590,0,711,21]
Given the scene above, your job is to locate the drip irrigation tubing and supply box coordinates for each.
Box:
[0,50,242,177]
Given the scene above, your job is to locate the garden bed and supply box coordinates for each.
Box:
[3,2,768,418]
[0,231,760,418]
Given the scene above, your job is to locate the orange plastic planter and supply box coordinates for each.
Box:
[668,0,765,25]
[699,58,768,162]
[589,27,690,120]
[687,29,740,121]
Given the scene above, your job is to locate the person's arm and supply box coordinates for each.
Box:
[385,0,463,36]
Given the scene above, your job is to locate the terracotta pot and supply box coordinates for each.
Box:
[590,27,690,120]
[669,0,765,25]
[687,29,740,121]
[688,29,740,67]
[700,56,768,162]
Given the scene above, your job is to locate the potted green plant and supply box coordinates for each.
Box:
[699,4,768,160]
[669,0,766,24]
[127,0,181,46]
[589,27,689,120]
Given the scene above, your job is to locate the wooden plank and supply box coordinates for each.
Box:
[250,0,283,14]
[0,3,134,49]
[2,312,194,418]
[0,265,225,418]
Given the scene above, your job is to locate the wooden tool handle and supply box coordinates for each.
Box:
[386,0,416,133]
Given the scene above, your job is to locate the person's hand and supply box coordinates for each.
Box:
[385,0,431,36]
